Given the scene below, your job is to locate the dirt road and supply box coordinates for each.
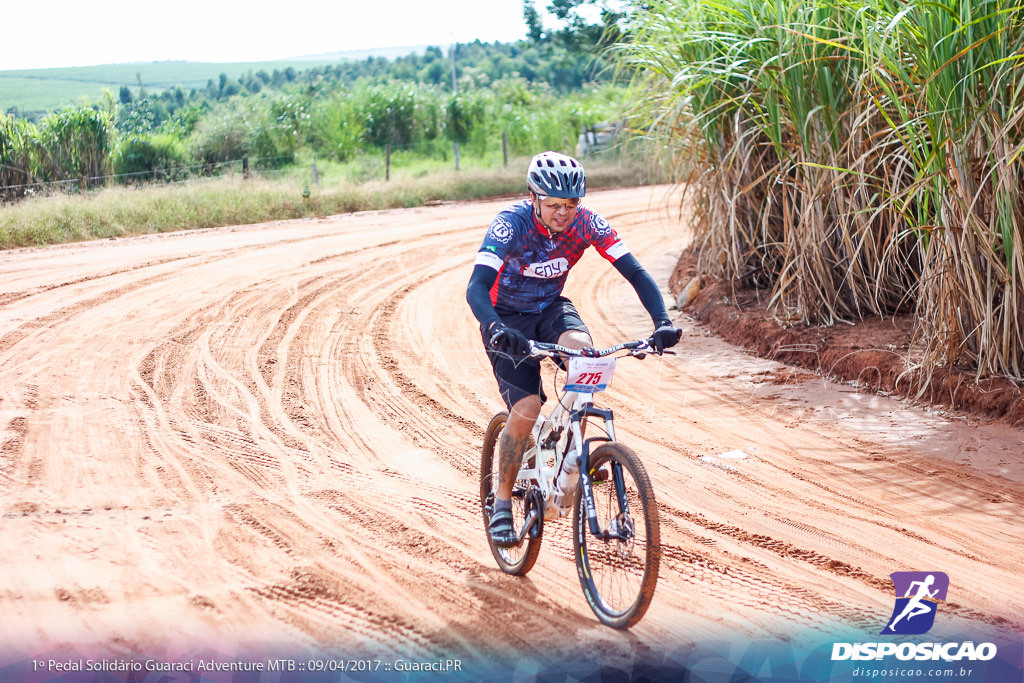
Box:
[1,187,1021,679]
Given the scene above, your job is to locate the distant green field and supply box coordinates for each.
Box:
[0,47,426,116]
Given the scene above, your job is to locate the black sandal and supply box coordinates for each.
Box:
[488,508,519,548]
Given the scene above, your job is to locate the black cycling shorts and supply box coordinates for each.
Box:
[481,297,589,410]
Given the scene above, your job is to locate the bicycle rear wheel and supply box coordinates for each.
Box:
[573,442,660,628]
[480,412,542,575]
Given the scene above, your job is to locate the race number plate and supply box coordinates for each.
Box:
[564,356,617,393]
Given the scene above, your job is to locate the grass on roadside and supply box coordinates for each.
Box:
[0,154,662,250]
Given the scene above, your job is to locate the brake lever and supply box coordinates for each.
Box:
[634,349,676,359]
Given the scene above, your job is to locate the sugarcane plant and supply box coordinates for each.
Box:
[618,0,1024,381]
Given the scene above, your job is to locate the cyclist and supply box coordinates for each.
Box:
[466,150,681,548]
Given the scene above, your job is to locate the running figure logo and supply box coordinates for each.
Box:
[881,572,949,635]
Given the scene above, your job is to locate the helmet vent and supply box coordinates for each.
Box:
[527,151,586,198]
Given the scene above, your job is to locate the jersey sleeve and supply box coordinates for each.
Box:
[582,208,631,262]
[475,212,516,271]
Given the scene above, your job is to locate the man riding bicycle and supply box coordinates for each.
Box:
[465,151,681,548]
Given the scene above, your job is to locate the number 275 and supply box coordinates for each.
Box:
[577,372,603,385]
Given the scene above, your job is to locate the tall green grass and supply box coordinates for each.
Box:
[620,0,1024,380]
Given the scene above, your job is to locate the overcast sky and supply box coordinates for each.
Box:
[1,0,540,71]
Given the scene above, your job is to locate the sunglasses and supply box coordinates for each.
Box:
[538,196,581,212]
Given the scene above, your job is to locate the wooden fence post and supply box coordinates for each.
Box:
[386,145,391,181]
[502,132,508,167]
[242,157,249,179]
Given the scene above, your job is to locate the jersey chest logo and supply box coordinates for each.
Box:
[521,257,570,279]
[488,217,515,244]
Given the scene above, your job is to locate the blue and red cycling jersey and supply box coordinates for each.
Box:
[474,199,631,313]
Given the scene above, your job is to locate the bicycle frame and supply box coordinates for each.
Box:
[517,390,614,501]
[515,339,655,541]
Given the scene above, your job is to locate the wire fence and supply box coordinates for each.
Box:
[0,155,293,196]
[2,125,622,203]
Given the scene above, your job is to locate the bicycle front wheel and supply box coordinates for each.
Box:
[573,442,660,628]
[480,412,542,575]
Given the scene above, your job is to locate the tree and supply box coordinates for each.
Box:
[523,0,628,52]
[524,1,545,42]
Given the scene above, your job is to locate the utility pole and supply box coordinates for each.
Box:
[450,36,459,171]
[450,35,457,93]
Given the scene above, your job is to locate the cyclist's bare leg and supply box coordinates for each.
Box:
[558,329,592,350]
[495,328,593,500]
[496,395,541,501]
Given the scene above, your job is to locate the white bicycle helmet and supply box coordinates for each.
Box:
[526,151,586,198]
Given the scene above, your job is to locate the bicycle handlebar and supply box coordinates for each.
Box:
[527,337,659,359]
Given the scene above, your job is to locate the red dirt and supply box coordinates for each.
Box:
[0,187,1021,679]
[670,252,1024,428]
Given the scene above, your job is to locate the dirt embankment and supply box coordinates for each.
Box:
[669,253,1024,428]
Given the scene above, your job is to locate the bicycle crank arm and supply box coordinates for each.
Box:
[520,489,545,540]
[519,510,540,540]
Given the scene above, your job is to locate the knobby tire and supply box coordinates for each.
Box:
[480,412,542,575]
[573,442,660,629]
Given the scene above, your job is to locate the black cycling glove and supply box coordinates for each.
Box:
[487,322,530,356]
[651,321,682,354]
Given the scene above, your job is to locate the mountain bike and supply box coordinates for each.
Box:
[479,337,662,629]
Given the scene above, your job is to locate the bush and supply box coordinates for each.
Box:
[308,93,366,162]
[250,93,310,165]
[111,133,192,182]
[186,106,250,168]
[352,82,445,149]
